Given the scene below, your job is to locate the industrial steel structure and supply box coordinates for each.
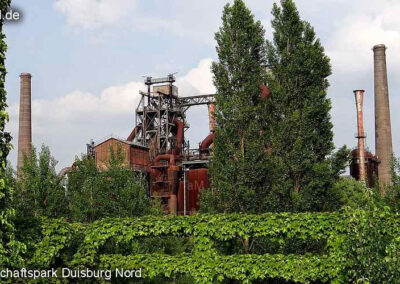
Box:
[16,44,394,212]
[92,74,216,214]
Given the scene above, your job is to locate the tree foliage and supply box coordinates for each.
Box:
[327,178,371,210]
[204,0,349,214]
[14,145,69,218]
[338,207,400,283]
[13,144,154,223]
[264,0,349,211]
[207,0,278,213]
[67,145,153,222]
[382,156,400,212]
[0,0,25,268]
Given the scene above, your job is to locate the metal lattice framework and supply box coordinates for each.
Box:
[135,91,185,157]
[134,75,215,159]
[179,94,215,107]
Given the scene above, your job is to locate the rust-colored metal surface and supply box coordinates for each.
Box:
[150,152,180,214]
[149,118,186,214]
[199,132,215,160]
[208,103,216,133]
[350,149,379,188]
[127,125,141,141]
[260,84,271,99]
[92,77,216,215]
[177,168,209,214]
[153,84,178,96]
[171,118,184,155]
[354,90,366,181]
[200,133,215,151]
[17,73,32,172]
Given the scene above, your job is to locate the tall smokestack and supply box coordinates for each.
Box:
[373,44,393,189]
[354,90,366,181]
[17,73,32,172]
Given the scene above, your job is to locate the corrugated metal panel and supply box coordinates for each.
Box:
[177,168,209,214]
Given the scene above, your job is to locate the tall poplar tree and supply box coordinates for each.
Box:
[265,0,348,211]
[204,0,277,213]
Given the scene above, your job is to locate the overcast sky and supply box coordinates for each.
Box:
[4,0,399,171]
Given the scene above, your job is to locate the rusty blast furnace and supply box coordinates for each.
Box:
[16,45,393,211]
[91,75,215,214]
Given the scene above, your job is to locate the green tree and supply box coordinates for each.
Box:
[265,0,348,211]
[383,157,400,212]
[327,178,372,210]
[205,0,278,213]
[0,0,25,268]
[67,145,153,222]
[14,145,69,218]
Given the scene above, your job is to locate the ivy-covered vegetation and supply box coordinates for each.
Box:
[0,0,25,269]
[7,212,400,283]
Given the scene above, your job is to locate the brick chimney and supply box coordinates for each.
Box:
[17,72,32,172]
[373,44,393,190]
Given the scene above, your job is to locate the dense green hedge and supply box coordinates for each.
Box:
[10,211,400,283]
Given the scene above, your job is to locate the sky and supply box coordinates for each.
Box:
[4,0,400,171]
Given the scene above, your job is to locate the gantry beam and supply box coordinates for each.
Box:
[179,94,215,107]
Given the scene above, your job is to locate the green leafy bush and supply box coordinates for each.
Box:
[15,213,343,282]
[7,211,400,283]
[14,145,69,218]
[67,146,153,222]
[338,208,400,283]
[0,0,25,268]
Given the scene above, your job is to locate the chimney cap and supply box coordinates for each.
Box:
[353,89,365,95]
[372,44,386,50]
[20,72,32,77]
